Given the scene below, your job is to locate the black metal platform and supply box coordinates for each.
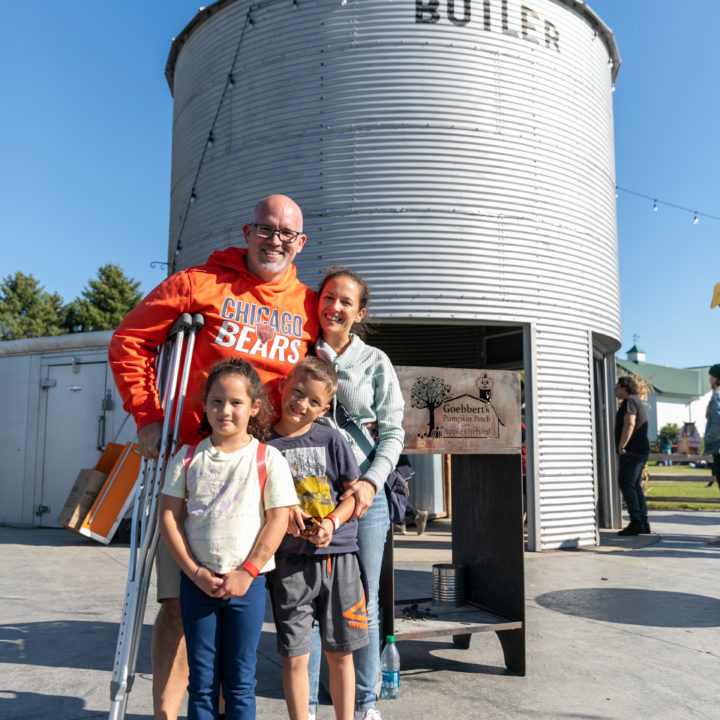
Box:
[380,453,526,675]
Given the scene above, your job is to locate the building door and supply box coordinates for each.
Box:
[38,361,109,527]
[592,350,621,529]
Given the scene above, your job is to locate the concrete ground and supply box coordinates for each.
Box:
[1,510,718,720]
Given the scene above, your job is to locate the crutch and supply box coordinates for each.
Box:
[108,312,204,720]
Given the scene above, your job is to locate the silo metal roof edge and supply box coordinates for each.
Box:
[562,0,621,82]
[164,0,621,93]
[165,0,239,95]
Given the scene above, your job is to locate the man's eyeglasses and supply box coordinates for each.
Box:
[251,223,301,244]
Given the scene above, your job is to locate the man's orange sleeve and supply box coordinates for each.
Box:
[108,271,193,431]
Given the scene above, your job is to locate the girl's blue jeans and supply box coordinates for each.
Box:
[180,572,266,720]
[309,488,390,714]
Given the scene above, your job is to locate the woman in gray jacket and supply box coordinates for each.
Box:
[310,267,405,720]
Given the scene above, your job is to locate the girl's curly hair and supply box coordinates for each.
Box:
[198,358,272,440]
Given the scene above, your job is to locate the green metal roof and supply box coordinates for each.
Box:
[616,359,711,397]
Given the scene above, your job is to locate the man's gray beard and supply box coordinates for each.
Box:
[258,255,290,275]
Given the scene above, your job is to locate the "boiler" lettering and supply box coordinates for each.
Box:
[415,0,560,52]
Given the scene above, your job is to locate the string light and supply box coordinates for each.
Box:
[616,186,720,225]
[169,6,257,273]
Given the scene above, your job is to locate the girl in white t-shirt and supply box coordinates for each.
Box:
[160,358,298,720]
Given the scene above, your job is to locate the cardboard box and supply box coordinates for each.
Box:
[57,468,105,530]
[57,443,128,533]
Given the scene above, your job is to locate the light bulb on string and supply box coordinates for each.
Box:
[228,73,235,87]
[207,133,215,147]
[190,189,197,203]
[616,185,720,225]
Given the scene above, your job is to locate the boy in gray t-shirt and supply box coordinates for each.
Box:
[267,357,368,720]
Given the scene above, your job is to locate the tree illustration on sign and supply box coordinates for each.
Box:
[410,376,452,436]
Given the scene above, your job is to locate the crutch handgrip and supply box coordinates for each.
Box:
[167,313,193,339]
[192,313,205,330]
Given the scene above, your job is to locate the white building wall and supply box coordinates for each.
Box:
[653,391,712,440]
[0,333,135,527]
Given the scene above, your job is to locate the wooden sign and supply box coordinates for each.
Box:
[395,366,521,454]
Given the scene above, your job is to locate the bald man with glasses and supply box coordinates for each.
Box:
[110,194,318,720]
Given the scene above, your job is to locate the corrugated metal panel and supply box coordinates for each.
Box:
[535,324,595,549]
[165,0,619,549]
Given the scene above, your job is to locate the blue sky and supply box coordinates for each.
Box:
[1,1,717,368]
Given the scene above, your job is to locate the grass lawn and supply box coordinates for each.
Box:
[644,478,720,511]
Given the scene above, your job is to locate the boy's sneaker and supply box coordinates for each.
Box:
[354,710,382,720]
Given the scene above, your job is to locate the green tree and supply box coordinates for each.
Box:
[0,271,67,340]
[658,423,679,445]
[65,264,142,332]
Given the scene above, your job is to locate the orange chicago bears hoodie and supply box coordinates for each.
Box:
[109,247,318,445]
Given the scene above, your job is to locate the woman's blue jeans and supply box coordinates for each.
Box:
[308,488,390,714]
[179,572,266,720]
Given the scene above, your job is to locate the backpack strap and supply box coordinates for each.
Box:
[256,442,268,497]
[183,444,197,499]
[184,444,197,476]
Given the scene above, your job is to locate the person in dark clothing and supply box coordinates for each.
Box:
[704,364,720,490]
[614,375,652,536]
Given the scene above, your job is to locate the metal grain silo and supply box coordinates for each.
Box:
[165,0,622,550]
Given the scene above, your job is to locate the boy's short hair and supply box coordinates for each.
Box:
[290,356,338,397]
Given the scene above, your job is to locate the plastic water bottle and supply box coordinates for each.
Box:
[380,635,400,699]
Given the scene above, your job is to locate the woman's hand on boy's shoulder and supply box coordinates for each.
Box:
[366,421,379,441]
